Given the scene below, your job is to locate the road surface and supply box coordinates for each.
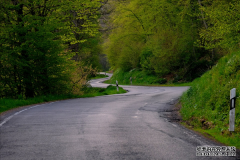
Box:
[0,73,238,160]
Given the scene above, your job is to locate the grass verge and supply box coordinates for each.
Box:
[180,51,240,149]
[90,74,108,80]
[181,121,240,149]
[79,85,126,98]
[0,85,126,114]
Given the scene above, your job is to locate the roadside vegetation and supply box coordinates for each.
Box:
[81,85,126,98]
[0,85,126,113]
[0,0,106,100]
[180,51,240,148]
[90,74,108,80]
[103,0,240,82]
[105,68,191,86]
[0,1,114,113]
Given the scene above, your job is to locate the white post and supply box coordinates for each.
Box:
[116,80,119,92]
[130,77,132,85]
[229,88,236,131]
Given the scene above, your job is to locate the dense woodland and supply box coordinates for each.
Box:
[1,0,240,99]
[0,0,107,98]
[104,0,240,81]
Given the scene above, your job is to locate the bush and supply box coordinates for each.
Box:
[180,51,240,148]
[153,78,167,84]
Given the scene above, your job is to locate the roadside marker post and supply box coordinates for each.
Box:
[130,77,132,85]
[229,88,236,131]
[116,80,119,92]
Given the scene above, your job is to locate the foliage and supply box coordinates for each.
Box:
[198,0,240,52]
[104,0,239,81]
[153,78,167,84]
[78,37,103,70]
[106,68,168,85]
[70,64,97,95]
[0,0,104,98]
[180,51,240,148]
[89,74,108,80]
[81,85,127,97]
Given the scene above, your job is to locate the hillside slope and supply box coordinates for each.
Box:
[180,51,240,148]
[105,69,166,85]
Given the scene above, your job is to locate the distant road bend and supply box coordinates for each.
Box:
[0,73,237,160]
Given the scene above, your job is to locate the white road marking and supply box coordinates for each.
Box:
[0,102,55,127]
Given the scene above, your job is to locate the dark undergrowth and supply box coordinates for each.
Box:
[105,68,191,86]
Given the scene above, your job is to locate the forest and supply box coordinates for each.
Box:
[1,0,240,98]
[0,0,107,99]
[104,0,240,82]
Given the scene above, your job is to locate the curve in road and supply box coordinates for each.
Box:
[0,73,237,160]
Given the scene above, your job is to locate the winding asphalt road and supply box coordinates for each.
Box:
[0,73,238,160]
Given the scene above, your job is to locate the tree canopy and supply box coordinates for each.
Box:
[104,0,240,81]
[0,0,105,98]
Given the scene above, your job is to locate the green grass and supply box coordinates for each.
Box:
[198,128,240,148]
[0,85,126,114]
[0,94,80,113]
[78,85,127,98]
[180,51,240,149]
[89,74,108,80]
[181,122,240,148]
[105,68,191,86]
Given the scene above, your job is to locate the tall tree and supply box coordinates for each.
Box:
[104,0,225,81]
[0,0,104,98]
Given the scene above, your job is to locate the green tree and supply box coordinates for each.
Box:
[104,0,223,81]
[198,0,240,52]
[0,0,104,98]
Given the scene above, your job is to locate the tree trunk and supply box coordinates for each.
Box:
[15,2,34,98]
[198,0,215,62]
[198,0,208,29]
